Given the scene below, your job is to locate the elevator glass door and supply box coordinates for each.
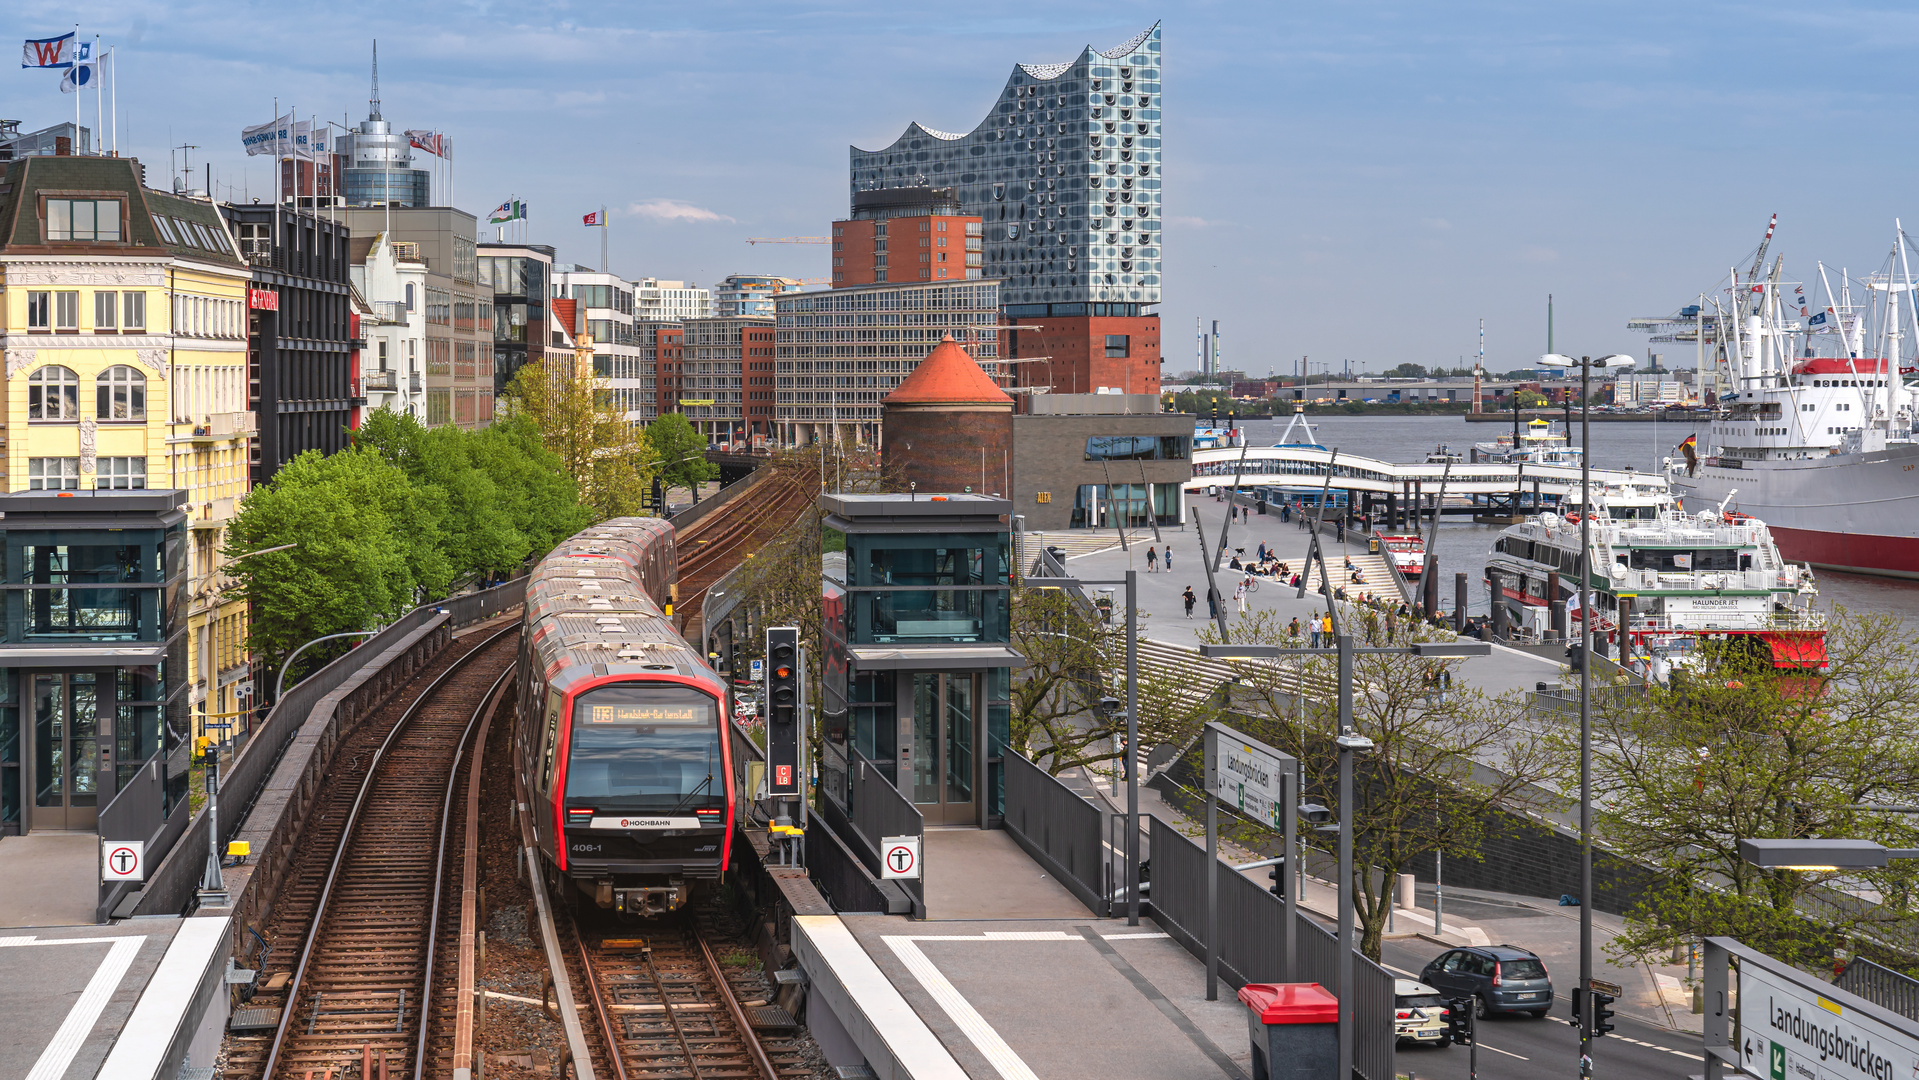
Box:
[909,672,977,826]
[33,673,102,830]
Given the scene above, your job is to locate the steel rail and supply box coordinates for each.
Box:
[694,926,782,1080]
[514,743,599,1080]
[258,624,516,1080]
[421,662,512,1080]
[569,931,629,1080]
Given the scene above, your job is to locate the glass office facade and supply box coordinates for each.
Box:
[848,23,1161,308]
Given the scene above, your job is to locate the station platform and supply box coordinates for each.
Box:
[0,832,105,927]
[0,915,231,1080]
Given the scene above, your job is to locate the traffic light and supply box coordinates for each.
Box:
[1590,990,1616,1037]
[765,627,800,797]
[1267,865,1285,898]
[1445,998,1473,1046]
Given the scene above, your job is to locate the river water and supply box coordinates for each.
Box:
[1221,414,1919,618]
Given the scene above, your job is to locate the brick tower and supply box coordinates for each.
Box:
[881,335,1014,496]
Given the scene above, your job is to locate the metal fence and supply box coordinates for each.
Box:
[1836,957,1919,1022]
[1002,750,1107,915]
[95,753,178,921]
[124,579,526,918]
[849,749,922,913]
[1148,817,1395,1080]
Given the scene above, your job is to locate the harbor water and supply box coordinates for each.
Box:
[1217,414,1919,618]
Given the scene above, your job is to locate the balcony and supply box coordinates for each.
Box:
[363,370,399,392]
[175,412,258,444]
[191,496,237,530]
[369,300,408,324]
[410,373,423,394]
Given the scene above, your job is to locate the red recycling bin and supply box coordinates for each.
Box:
[1237,982,1339,1080]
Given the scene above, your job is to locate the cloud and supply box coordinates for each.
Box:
[1421,217,1452,231]
[1517,245,1560,263]
[1167,215,1213,228]
[626,199,737,224]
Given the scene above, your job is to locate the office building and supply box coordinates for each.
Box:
[0,119,94,161]
[635,278,710,321]
[712,274,803,317]
[774,279,1001,447]
[341,207,491,426]
[1011,394,1191,530]
[639,322,685,424]
[831,187,984,287]
[478,242,555,394]
[554,265,646,420]
[331,49,432,207]
[849,23,1163,396]
[220,204,355,484]
[0,154,256,833]
[677,316,774,441]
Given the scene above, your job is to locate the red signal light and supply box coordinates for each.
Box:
[775,666,791,679]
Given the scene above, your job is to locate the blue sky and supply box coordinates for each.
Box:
[14,1,1919,374]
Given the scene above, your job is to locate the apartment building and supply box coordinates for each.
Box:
[678,317,773,442]
[342,207,492,427]
[553,265,646,421]
[635,278,709,322]
[0,154,255,833]
[350,232,429,418]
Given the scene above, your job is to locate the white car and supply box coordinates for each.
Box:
[1394,978,1451,1047]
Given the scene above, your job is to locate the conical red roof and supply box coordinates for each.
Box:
[884,335,1013,406]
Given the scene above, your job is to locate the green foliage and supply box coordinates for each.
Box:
[646,412,718,503]
[1385,363,1427,379]
[1564,610,1919,970]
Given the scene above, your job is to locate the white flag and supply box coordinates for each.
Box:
[21,32,75,69]
[59,60,94,93]
[291,121,320,160]
[1673,553,1693,569]
[241,112,293,157]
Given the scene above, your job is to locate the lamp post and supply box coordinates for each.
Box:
[1535,351,1634,1071]
[1201,637,1489,1076]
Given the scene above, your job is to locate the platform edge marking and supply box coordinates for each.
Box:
[883,936,1041,1080]
[24,935,144,1080]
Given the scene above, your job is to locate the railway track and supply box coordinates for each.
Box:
[674,472,812,637]
[226,626,516,1080]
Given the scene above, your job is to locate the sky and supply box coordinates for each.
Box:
[13,1,1919,375]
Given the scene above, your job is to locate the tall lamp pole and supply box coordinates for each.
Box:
[1539,351,1632,1074]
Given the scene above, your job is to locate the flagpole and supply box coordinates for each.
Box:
[93,35,102,156]
[108,47,116,155]
[73,25,81,152]
[602,204,609,273]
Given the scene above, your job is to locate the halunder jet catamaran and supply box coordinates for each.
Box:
[1641,219,1919,578]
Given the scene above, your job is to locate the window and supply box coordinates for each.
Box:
[96,366,146,420]
[1104,334,1130,358]
[28,366,80,420]
[27,457,80,490]
[45,198,121,241]
[150,215,177,244]
[26,291,50,330]
[405,283,416,311]
[55,291,79,331]
[96,457,146,490]
[171,218,199,247]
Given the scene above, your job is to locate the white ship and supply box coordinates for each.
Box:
[1473,418,1582,466]
[1485,477,1826,672]
[1642,219,1919,578]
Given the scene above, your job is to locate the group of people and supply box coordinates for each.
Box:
[1144,545,1173,572]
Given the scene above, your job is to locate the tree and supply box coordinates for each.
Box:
[647,412,719,505]
[1200,607,1554,960]
[225,446,451,681]
[502,357,658,520]
[1385,363,1427,379]
[1565,611,1919,969]
[468,415,596,557]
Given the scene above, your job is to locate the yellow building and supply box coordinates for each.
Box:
[0,154,253,831]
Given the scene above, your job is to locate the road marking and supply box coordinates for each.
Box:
[1478,1041,1529,1060]
[1611,1033,1703,1061]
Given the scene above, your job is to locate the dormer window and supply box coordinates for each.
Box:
[45,198,122,242]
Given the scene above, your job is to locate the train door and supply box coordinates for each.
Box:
[903,672,978,826]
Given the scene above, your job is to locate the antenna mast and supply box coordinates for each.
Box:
[370,40,382,120]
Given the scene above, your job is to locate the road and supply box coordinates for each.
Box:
[1379,933,1707,1080]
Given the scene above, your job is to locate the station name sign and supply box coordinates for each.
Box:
[1742,960,1919,1080]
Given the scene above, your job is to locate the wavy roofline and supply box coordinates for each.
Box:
[851,21,1159,154]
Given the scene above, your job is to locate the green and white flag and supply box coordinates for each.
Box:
[487,199,525,224]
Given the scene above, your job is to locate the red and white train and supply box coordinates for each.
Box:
[515,517,734,916]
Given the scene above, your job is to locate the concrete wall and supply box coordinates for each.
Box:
[1011,412,1193,530]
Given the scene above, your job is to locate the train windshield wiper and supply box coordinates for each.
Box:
[668,744,715,815]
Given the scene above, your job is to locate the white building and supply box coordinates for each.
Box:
[553,265,645,422]
[1614,373,1687,405]
[351,233,429,419]
[636,278,710,322]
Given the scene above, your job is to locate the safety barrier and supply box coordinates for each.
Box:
[124,579,525,924]
[848,749,923,915]
[1148,816,1395,1080]
[1002,750,1107,915]
[96,751,179,921]
[1835,957,1919,1022]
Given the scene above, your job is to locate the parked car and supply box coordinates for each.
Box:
[1394,979,1451,1046]
[1418,944,1554,1018]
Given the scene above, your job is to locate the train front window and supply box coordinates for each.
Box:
[566,684,723,812]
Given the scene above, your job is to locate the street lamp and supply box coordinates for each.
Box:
[1334,727,1373,1079]
[1534,350,1633,1071]
[1738,838,1919,871]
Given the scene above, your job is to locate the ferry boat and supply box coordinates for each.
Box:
[1374,533,1427,577]
[1484,482,1826,673]
[1474,418,1582,466]
[1645,220,1919,579]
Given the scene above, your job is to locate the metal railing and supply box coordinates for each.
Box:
[363,370,399,392]
[849,749,922,912]
[1835,957,1919,1022]
[96,752,179,921]
[1002,750,1107,914]
[128,578,526,918]
[1148,816,1395,1080]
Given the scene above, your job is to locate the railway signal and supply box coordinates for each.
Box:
[766,627,801,797]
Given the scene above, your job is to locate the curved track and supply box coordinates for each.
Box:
[226,626,516,1080]
[674,472,812,638]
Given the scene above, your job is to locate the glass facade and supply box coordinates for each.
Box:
[848,23,1161,308]
[340,168,430,208]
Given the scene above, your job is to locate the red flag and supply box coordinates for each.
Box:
[583,210,603,226]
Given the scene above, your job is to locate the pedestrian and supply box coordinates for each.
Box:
[1322,612,1334,644]
[1183,586,1197,619]
[1146,545,1158,573]
[1386,608,1397,642]
[1309,612,1321,648]
[1336,519,1345,543]
[1234,580,1248,614]
[1288,615,1301,641]
[1440,666,1453,703]
[1207,587,1220,620]
[1164,547,1173,572]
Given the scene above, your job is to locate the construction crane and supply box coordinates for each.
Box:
[745,237,830,245]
